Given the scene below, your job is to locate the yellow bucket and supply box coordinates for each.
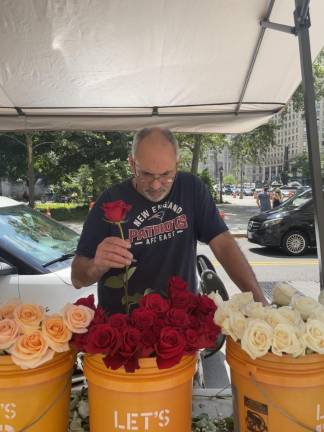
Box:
[226,336,324,431]
[83,354,197,432]
[0,351,74,432]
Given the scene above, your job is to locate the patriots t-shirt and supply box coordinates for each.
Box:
[76,172,228,313]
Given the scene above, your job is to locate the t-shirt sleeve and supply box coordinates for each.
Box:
[193,176,228,243]
[76,192,111,258]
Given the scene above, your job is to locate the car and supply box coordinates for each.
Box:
[279,185,301,198]
[243,188,254,196]
[247,188,316,256]
[0,196,96,312]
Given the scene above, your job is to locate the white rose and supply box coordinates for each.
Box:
[310,306,324,323]
[229,292,253,309]
[272,282,296,306]
[265,308,289,328]
[214,302,239,326]
[276,306,303,327]
[208,291,224,308]
[241,302,266,319]
[291,295,321,321]
[304,319,324,354]
[241,319,273,360]
[222,311,247,342]
[272,323,306,357]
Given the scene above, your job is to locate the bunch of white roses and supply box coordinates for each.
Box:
[209,283,324,360]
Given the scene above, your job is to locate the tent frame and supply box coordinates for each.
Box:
[261,0,324,290]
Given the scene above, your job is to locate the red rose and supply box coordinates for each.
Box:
[168,276,188,292]
[197,317,221,349]
[85,324,121,355]
[71,332,88,352]
[140,293,170,316]
[74,294,96,311]
[131,307,156,330]
[91,307,108,325]
[166,308,190,328]
[184,328,200,354]
[169,290,195,310]
[140,329,157,357]
[107,313,129,330]
[102,200,132,222]
[155,327,186,369]
[197,295,217,316]
[104,327,142,372]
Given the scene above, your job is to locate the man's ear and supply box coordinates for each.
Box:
[128,155,136,175]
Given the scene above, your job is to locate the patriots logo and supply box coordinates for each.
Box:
[147,210,165,222]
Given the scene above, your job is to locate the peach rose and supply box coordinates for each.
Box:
[0,298,21,319]
[41,314,72,352]
[9,331,54,369]
[0,318,21,350]
[62,304,95,334]
[13,303,45,334]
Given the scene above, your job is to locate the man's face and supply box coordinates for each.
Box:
[130,131,177,202]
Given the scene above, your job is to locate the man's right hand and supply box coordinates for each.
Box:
[71,237,133,289]
[93,237,134,273]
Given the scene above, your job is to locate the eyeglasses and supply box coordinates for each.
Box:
[134,166,176,185]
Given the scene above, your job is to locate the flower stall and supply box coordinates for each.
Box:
[212,284,324,432]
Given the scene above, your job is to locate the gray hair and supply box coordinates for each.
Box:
[132,127,179,160]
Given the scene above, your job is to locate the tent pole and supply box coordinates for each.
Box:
[295,0,324,290]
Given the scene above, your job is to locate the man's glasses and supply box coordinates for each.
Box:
[134,167,176,185]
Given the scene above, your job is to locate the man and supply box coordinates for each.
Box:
[71,127,267,312]
[256,186,271,212]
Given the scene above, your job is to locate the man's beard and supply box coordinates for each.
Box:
[142,187,169,202]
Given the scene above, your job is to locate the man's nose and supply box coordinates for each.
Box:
[150,178,162,189]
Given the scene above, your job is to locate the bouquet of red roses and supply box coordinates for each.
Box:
[71,276,221,372]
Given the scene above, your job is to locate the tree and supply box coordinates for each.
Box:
[175,133,227,175]
[228,123,277,196]
[292,49,324,112]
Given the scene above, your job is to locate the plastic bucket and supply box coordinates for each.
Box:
[83,354,197,432]
[0,351,74,432]
[226,336,324,431]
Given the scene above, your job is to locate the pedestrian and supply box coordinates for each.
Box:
[71,127,267,313]
[256,186,271,212]
[272,188,283,208]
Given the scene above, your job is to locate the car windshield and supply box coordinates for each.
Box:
[280,189,312,208]
[0,204,79,266]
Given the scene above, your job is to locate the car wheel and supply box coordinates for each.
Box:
[282,230,308,256]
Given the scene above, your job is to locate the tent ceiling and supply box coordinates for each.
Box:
[0,0,323,132]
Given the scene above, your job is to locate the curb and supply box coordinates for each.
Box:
[231,232,247,238]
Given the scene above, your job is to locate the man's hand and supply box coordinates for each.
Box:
[71,237,134,289]
[93,237,134,272]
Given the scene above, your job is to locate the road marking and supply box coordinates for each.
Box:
[213,260,318,267]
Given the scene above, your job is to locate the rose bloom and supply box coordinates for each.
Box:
[265,308,290,328]
[304,319,324,354]
[221,311,247,342]
[41,314,72,352]
[291,295,321,321]
[0,298,21,319]
[102,200,132,222]
[0,318,21,350]
[241,319,273,360]
[272,282,296,306]
[208,291,224,308]
[13,303,45,334]
[140,294,170,316]
[240,302,266,320]
[63,304,95,334]
[9,330,55,369]
[214,302,239,327]
[272,323,306,357]
[229,292,254,309]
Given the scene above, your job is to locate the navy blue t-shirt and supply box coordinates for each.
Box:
[76,172,228,313]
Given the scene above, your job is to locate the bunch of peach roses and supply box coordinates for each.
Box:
[210,284,324,360]
[0,298,94,369]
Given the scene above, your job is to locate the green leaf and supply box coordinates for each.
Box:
[126,266,137,280]
[104,275,124,289]
[144,288,154,296]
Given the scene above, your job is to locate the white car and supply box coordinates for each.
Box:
[0,196,96,312]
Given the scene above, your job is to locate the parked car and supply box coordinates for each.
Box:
[0,196,96,311]
[243,188,254,196]
[279,185,301,198]
[247,188,316,255]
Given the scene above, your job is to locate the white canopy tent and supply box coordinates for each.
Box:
[0,0,323,133]
[1,0,324,288]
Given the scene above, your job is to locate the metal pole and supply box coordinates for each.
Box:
[295,0,324,290]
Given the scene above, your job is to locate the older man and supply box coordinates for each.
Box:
[71,127,266,312]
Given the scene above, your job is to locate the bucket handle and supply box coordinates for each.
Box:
[14,372,72,432]
[249,371,315,431]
